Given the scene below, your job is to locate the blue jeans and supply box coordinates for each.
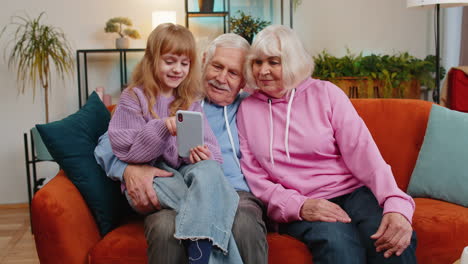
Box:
[144,191,268,264]
[126,160,242,263]
[279,186,417,264]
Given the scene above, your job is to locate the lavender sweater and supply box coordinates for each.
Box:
[108,87,222,168]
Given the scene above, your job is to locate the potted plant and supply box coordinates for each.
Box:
[0,12,74,123]
[229,11,270,44]
[104,17,141,49]
[312,49,446,99]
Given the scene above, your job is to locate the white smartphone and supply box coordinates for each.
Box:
[176,110,204,158]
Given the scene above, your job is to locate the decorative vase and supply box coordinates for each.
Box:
[198,0,214,12]
[115,37,129,49]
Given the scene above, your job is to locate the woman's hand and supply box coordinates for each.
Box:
[300,198,352,223]
[165,117,177,136]
[371,213,413,258]
[189,145,212,163]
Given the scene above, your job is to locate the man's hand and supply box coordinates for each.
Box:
[189,145,212,163]
[300,198,352,223]
[371,212,413,258]
[123,164,173,214]
[165,117,177,136]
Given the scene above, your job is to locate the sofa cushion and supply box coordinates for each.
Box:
[408,104,468,207]
[88,220,313,264]
[413,198,468,264]
[351,99,432,191]
[36,92,131,236]
[89,220,148,264]
[267,233,312,264]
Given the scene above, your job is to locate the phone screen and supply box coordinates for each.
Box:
[176,110,204,157]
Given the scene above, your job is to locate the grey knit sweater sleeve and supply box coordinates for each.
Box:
[108,88,174,164]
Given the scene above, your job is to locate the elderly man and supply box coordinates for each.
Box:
[94,33,267,264]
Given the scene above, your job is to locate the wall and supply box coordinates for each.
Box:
[0,0,185,204]
[294,0,432,58]
[0,0,438,204]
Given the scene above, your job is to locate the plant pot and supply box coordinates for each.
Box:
[116,37,129,49]
[331,77,373,98]
[198,0,214,12]
[327,77,421,99]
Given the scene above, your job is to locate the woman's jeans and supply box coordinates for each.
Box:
[126,160,241,263]
[279,186,417,264]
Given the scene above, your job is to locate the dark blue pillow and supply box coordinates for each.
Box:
[36,92,131,236]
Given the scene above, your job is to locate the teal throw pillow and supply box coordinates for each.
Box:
[408,104,468,207]
[36,92,131,236]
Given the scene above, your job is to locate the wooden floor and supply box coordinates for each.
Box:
[0,204,39,264]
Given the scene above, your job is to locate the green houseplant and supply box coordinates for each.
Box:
[0,12,74,123]
[104,17,141,49]
[229,11,270,44]
[312,50,446,99]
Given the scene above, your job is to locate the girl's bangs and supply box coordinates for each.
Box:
[161,30,195,59]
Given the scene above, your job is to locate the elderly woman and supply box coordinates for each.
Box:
[237,25,417,264]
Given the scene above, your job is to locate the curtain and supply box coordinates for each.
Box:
[460,7,468,65]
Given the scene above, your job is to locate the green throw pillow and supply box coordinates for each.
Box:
[408,104,468,207]
[36,92,131,236]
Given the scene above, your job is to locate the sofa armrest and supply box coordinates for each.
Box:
[32,170,101,264]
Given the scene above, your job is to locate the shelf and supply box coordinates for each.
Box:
[187,12,229,17]
[185,0,230,33]
[76,49,145,108]
[76,48,145,53]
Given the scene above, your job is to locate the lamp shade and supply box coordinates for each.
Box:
[407,0,468,8]
[152,11,177,29]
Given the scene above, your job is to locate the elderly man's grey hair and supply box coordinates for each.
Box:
[202,33,250,71]
[245,25,313,92]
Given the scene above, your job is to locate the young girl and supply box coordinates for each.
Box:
[108,23,240,264]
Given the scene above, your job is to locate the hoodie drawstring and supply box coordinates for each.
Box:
[268,88,296,165]
[224,106,241,168]
[202,100,240,168]
[284,88,296,161]
[268,99,275,165]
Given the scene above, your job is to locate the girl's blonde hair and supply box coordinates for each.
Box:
[129,23,202,118]
[245,25,313,92]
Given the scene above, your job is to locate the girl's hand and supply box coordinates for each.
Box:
[189,145,212,163]
[165,117,177,136]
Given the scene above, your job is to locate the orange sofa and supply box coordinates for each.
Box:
[32,99,468,264]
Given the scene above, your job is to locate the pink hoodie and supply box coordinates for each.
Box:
[237,77,415,223]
